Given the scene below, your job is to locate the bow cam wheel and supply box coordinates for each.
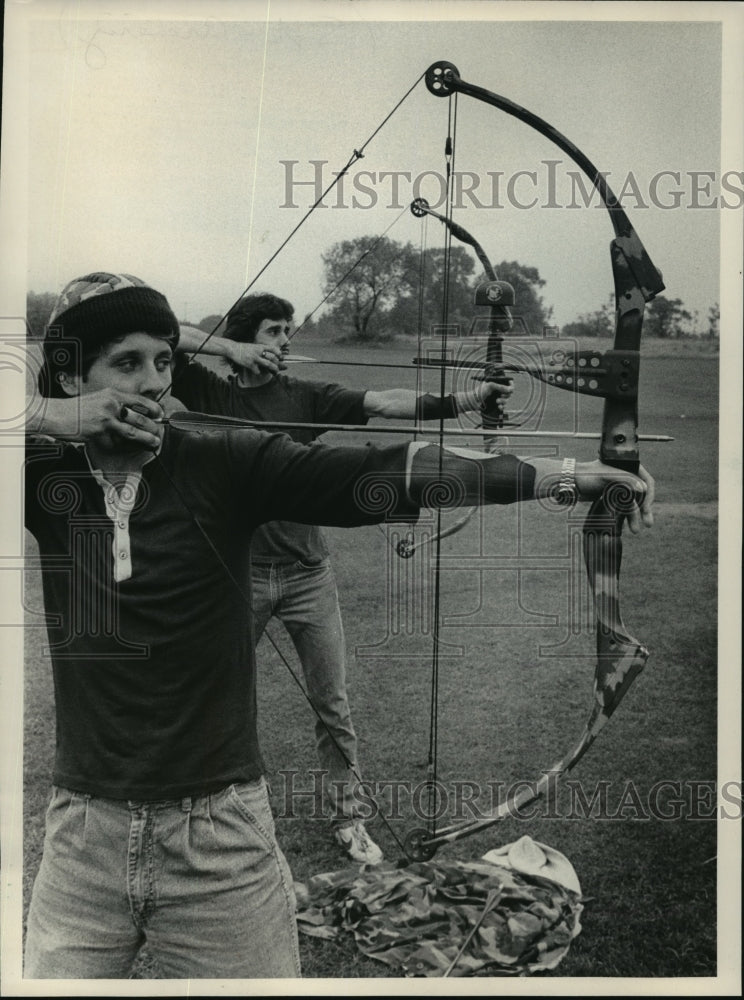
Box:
[404,827,437,862]
[425,61,460,97]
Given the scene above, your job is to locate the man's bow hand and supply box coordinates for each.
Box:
[226,342,287,376]
[574,460,655,532]
[454,379,513,415]
[530,457,654,532]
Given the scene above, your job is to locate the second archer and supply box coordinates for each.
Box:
[173,293,511,865]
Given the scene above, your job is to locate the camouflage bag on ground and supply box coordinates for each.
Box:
[295,845,583,977]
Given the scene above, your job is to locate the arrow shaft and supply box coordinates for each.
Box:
[285,355,419,370]
[167,412,672,441]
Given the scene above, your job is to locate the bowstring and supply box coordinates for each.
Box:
[160,69,426,403]
[372,202,430,558]
[425,90,459,838]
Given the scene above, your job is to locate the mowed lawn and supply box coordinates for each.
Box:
[21,337,725,981]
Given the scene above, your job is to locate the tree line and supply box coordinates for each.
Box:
[26,236,718,343]
[562,293,719,342]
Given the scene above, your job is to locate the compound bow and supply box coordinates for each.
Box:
[403,60,665,860]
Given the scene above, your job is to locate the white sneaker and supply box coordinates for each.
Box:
[334,821,384,865]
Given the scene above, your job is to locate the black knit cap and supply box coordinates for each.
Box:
[39,272,180,397]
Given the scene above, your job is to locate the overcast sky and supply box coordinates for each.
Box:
[2,0,739,335]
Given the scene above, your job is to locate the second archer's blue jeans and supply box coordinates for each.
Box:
[250,559,365,825]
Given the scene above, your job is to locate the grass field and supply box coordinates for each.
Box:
[20,335,728,983]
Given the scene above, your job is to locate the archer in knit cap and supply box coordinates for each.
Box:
[38,272,180,397]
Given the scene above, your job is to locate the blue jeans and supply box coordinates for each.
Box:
[24,780,301,979]
[251,560,362,824]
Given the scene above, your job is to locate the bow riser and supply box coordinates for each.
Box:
[579,236,653,734]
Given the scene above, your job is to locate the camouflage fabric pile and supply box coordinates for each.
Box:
[295,856,583,977]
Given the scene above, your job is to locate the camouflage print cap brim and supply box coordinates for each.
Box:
[48,273,156,326]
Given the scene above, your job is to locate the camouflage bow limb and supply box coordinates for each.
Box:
[403,61,665,861]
